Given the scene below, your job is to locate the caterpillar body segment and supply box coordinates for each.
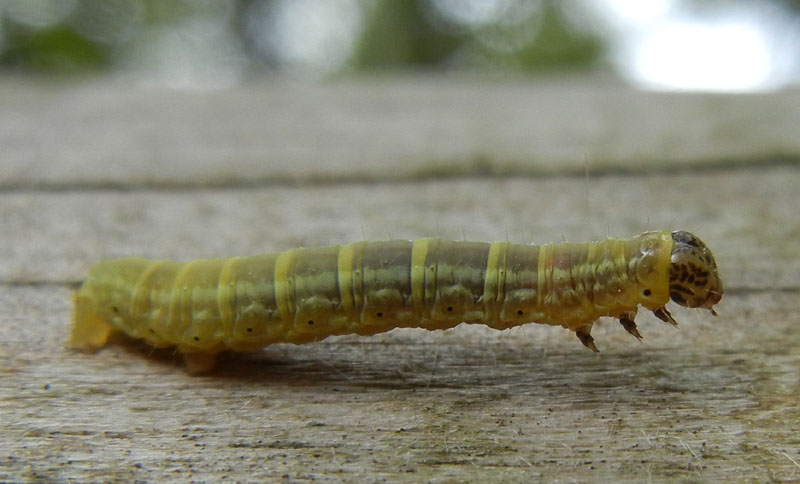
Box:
[71,231,722,372]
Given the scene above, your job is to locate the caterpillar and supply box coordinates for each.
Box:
[71,230,722,372]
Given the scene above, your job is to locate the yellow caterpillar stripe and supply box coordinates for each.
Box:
[70,230,722,372]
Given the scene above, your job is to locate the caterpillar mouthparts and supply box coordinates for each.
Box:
[71,230,722,372]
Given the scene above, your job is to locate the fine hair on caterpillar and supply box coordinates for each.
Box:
[71,230,722,373]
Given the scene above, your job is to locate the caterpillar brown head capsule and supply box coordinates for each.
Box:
[70,230,722,372]
[668,231,723,315]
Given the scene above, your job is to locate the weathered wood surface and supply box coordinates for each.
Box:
[1,77,799,483]
[2,77,799,189]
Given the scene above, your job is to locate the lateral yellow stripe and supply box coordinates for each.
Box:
[422,238,441,309]
[217,256,241,341]
[537,244,553,306]
[131,261,163,320]
[131,261,168,337]
[640,231,673,307]
[653,231,674,302]
[411,238,431,319]
[274,249,298,326]
[169,260,197,341]
[484,241,510,324]
[337,242,361,323]
[612,238,627,274]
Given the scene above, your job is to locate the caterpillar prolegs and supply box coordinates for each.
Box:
[71,231,722,372]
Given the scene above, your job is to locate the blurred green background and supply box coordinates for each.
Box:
[0,0,798,91]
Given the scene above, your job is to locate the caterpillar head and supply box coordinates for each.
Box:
[668,231,723,314]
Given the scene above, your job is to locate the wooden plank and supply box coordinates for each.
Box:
[1,286,798,482]
[1,78,799,482]
[1,78,799,189]
[2,167,799,482]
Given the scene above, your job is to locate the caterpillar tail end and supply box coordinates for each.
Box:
[70,290,114,352]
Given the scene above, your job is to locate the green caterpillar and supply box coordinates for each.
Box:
[71,231,722,372]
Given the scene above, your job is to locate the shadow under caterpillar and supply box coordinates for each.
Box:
[71,230,722,373]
